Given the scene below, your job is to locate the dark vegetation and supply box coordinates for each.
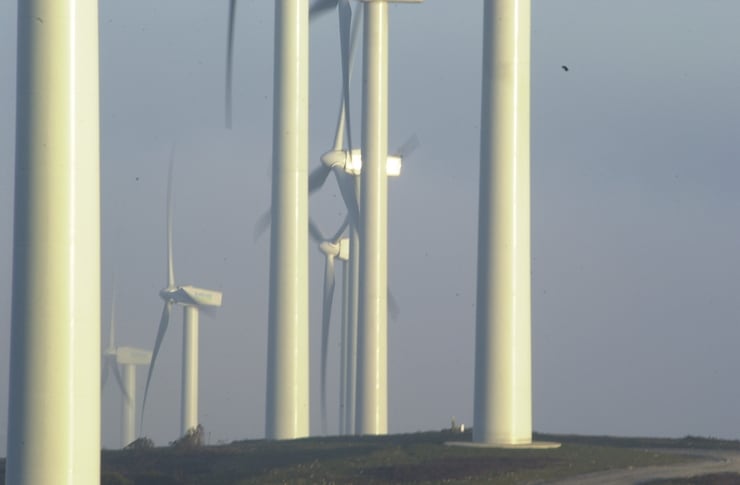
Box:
[645,473,740,485]
[3,430,740,484]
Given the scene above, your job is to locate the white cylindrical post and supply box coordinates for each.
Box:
[265,0,310,440]
[356,0,389,436]
[339,259,350,435]
[7,0,101,482]
[181,306,199,436]
[473,0,532,445]
[345,180,360,435]
[122,364,136,447]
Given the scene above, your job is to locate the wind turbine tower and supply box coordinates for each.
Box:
[102,294,153,447]
[472,0,556,449]
[265,0,310,440]
[355,0,420,436]
[7,0,101,482]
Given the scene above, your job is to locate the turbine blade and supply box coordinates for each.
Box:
[309,0,338,19]
[225,0,237,129]
[395,133,420,159]
[308,164,332,195]
[140,301,172,432]
[113,360,131,404]
[388,288,400,321]
[331,4,362,151]
[338,0,353,152]
[101,359,110,388]
[330,216,349,242]
[308,219,325,244]
[253,209,272,241]
[321,253,337,435]
[166,145,176,288]
[108,291,117,350]
[333,170,361,234]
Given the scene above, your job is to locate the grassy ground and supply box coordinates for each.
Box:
[2,430,738,484]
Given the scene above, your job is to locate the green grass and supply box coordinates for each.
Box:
[2,430,736,484]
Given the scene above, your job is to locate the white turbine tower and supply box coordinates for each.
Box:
[141,150,223,439]
[7,0,101,483]
[354,0,421,436]
[472,0,558,449]
[102,293,153,448]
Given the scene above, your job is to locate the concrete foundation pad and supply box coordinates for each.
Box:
[446,440,561,450]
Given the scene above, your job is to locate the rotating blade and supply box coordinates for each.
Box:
[108,291,117,350]
[332,4,362,151]
[337,0,353,153]
[333,170,361,234]
[225,0,237,128]
[166,146,176,288]
[140,300,172,431]
[330,216,349,242]
[308,164,333,195]
[309,0,338,19]
[388,288,400,321]
[253,209,272,241]
[308,219,326,244]
[112,360,131,404]
[395,134,420,159]
[101,359,110,388]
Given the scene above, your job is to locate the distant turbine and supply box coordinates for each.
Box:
[141,148,223,438]
[102,292,153,447]
[309,219,349,435]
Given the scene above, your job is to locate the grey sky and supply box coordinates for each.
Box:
[1,1,740,453]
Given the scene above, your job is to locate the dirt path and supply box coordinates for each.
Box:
[540,449,740,485]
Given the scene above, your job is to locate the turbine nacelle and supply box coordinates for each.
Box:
[320,149,402,177]
[116,347,153,366]
[319,238,349,260]
[159,286,223,308]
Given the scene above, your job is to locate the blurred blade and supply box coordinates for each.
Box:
[101,359,110,388]
[112,360,131,404]
[108,291,117,350]
[225,0,237,129]
[321,253,336,435]
[395,134,420,159]
[253,209,271,241]
[308,164,332,195]
[388,288,400,321]
[338,0,353,152]
[331,216,349,242]
[332,5,362,151]
[309,0,338,19]
[333,170,361,233]
[140,301,172,431]
[308,219,325,244]
[166,146,176,288]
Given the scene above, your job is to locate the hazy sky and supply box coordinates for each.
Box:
[2,0,740,453]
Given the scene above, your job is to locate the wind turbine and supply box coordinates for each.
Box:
[141,149,223,439]
[308,219,349,435]
[102,293,152,448]
[309,0,417,435]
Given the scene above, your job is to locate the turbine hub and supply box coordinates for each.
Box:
[319,241,340,257]
[320,150,348,169]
